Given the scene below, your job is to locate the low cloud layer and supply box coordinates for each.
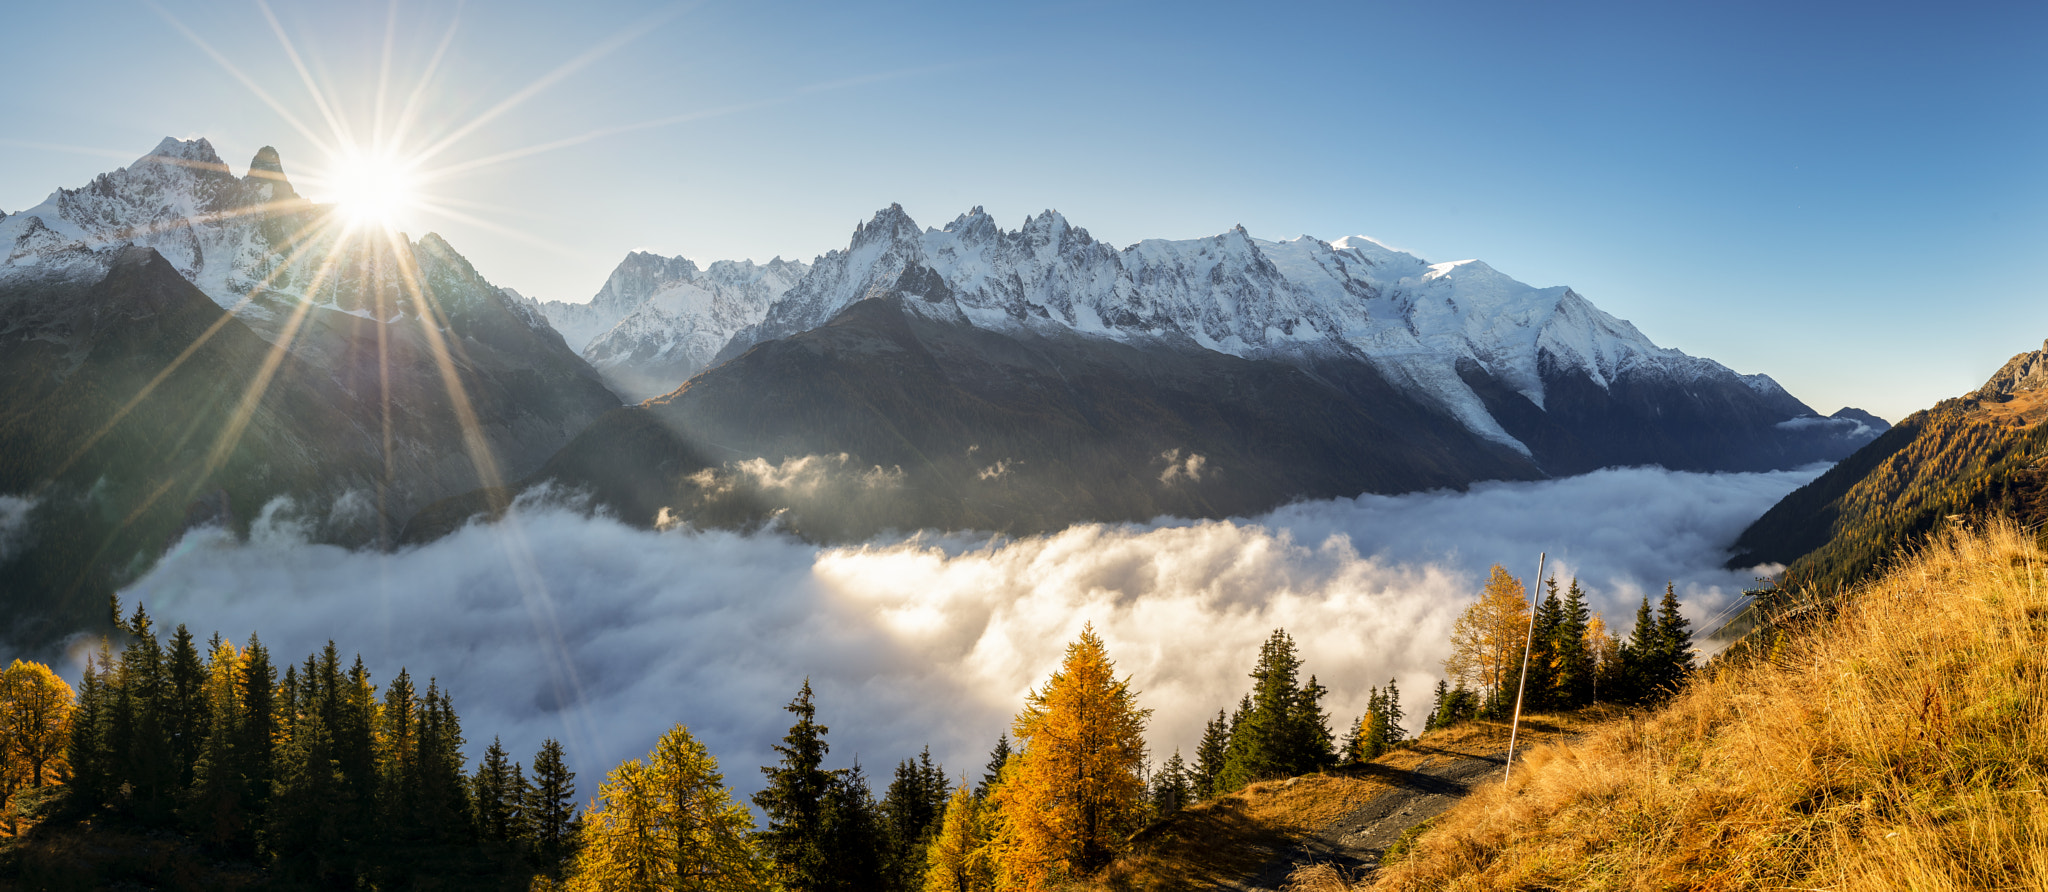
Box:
[97,464,1817,803]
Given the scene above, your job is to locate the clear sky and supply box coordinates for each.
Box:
[3,0,2043,423]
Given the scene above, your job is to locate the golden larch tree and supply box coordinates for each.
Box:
[991,623,1151,890]
[923,782,996,892]
[1444,564,1532,704]
[568,723,772,892]
[0,659,75,788]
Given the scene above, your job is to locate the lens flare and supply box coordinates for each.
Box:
[328,150,418,230]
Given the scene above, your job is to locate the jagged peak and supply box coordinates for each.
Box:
[241,145,298,199]
[852,203,920,243]
[139,137,228,177]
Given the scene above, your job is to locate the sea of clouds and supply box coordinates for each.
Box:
[86,463,1817,802]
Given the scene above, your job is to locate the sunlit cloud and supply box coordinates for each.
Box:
[93,465,1816,803]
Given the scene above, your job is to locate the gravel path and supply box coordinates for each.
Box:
[1212,747,1511,891]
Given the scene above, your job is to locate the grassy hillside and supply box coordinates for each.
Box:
[1732,385,2048,593]
[1370,519,2048,891]
[1077,714,1599,891]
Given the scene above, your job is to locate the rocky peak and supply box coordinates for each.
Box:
[1972,339,2048,402]
[242,145,299,200]
[851,203,922,247]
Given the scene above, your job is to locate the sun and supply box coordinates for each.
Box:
[328,150,420,230]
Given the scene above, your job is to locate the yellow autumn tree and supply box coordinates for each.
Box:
[0,660,75,804]
[1,660,72,837]
[990,624,1151,890]
[1585,613,1617,703]
[1444,565,1532,705]
[922,782,996,892]
[567,723,772,892]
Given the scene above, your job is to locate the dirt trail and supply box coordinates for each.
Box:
[1212,746,1511,891]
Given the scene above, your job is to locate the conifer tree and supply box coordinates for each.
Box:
[975,734,1010,801]
[186,636,247,848]
[1527,578,1565,710]
[754,679,834,889]
[266,710,344,876]
[163,624,208,789]
[568,723,769,891]
[1193,709,1229,799]
[376,668,421,839]
[237,634,277,818]
[1216,629,1330,791]
[819,760,887,891]
[1149,750,1193,816]
[1553,579,1595,707]
[923,783,994,892]
[529,738,580,876]
[1621,596,1660,704]
[1655,583,1696,691]
[67,643,113,807]
[990,624,1150,887]
[881,746,948,891]
[1423,679,1450,732]
[473,736,521,844]
[117,605,174,817]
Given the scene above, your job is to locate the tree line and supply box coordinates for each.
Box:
[3,565,1704,890]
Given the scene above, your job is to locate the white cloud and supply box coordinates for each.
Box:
[0,495,35,563]
[1158,449,1207,484]
[107,464,1817,805]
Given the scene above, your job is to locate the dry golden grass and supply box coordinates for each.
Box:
[1082,715,1595,891]
[1373,518,2048,891]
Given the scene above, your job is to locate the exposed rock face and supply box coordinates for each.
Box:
[1971,340,2048,401]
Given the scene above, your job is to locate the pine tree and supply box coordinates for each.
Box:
[1423,679,1450,732]
[266,710,344,877]
[1615,597,1660,704]
[1193,709,1229,799]
[1553,579,1595,707]
[376,668,421,841]
[1653,583,1696,696]
[1216,629,1329,792]
[990,624,1150,887]
[819,760,887,891]
[1149,750,1193,816]
[473,737,520,844]
[186,636,247,848]
[975,734,1010,801]
[529,738,580,876]
[163,624,208,790]
[237,634,277,819]
[1526,578,1565,710]
[117,604,174,818]
[1382,679,1406,744]
[66,644,113,808]
[754,679,834,890]
[881,746,948,891]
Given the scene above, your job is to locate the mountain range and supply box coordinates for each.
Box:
[1732,339,2048,589]
[1,136,1889,642]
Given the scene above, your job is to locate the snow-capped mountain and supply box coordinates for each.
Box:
[681,204,1831,458]
[504,205,1884,543]
[0,138,564,344]
[0,137,616,566]
[539,251,809,401]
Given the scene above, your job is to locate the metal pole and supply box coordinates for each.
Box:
[1505,552,1545,784]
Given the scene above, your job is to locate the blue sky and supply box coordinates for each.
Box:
[3,0,2043,422]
